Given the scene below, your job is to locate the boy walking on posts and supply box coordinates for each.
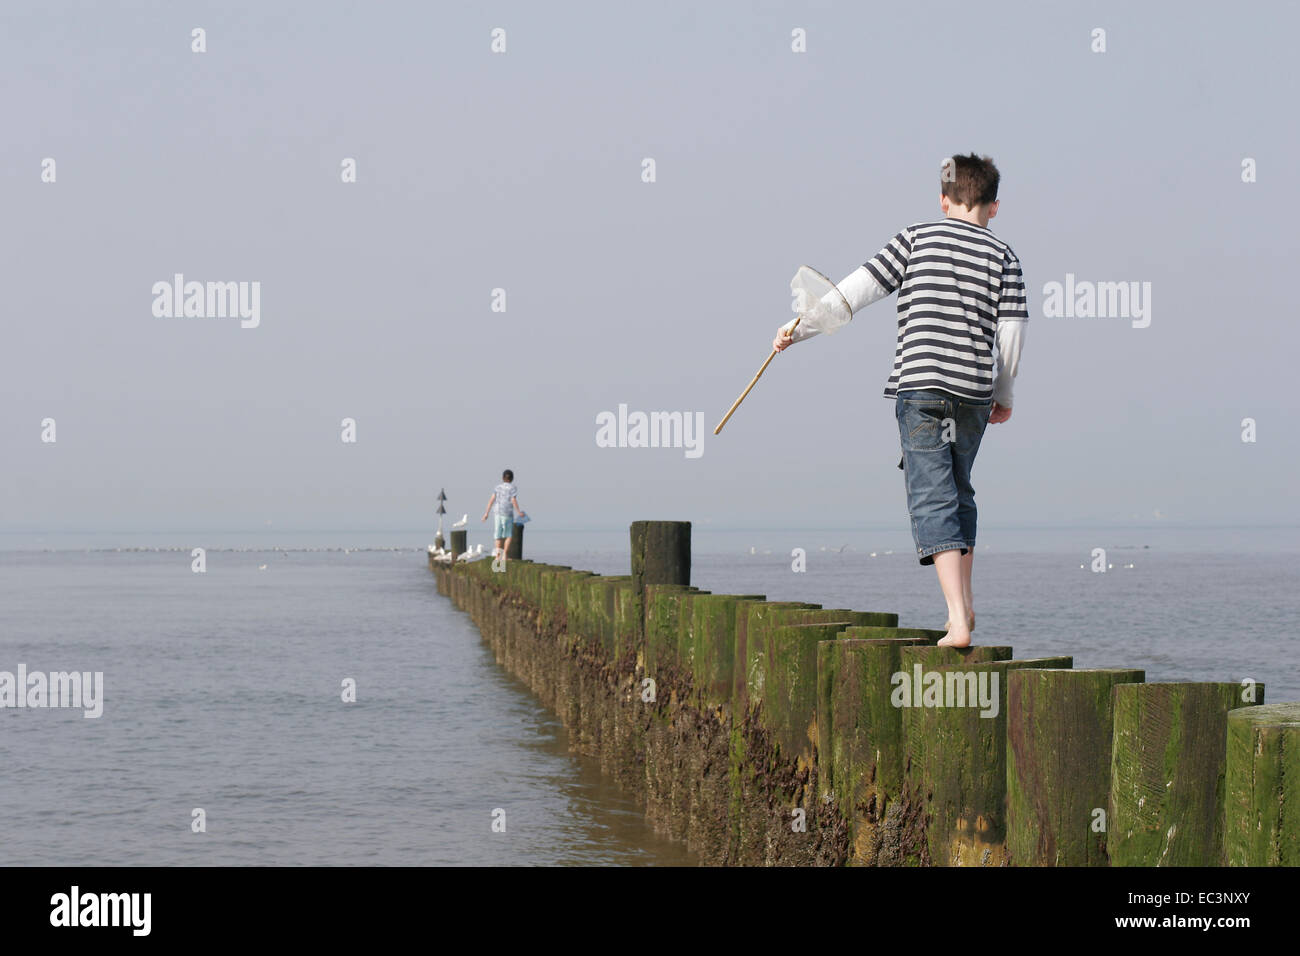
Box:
[482,469,526,566]
[773,154,1027,647]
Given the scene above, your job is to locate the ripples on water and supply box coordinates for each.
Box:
[0,549,695,866]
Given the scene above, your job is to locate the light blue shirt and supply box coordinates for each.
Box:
[493,483,517,517]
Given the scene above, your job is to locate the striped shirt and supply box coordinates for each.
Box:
[864,219,1028,401]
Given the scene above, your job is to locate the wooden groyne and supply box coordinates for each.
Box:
[430,520,1297,866]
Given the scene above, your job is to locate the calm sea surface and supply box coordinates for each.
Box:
[2,525,1296,865]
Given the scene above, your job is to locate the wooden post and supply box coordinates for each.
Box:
[1224,701,1300,866]
[1109,681,1263,867]
[630,520,691,596]
[688,593,767,709]
[507,523,523,559]
[817,637,927,864]
[1006,668,1145,866]
[449,529,467,558]
[757,622,854,762]
[643,584,701,679]
[903,655,1073,866]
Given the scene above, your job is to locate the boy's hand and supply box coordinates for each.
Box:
[989,402,1012,424]
[773,328,793,352]
[481,514,488,522]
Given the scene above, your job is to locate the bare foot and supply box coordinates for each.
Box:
[943,611,976,632]
[937,624,972,648]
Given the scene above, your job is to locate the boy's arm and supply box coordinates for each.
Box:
[510,495,524,516]
[990,252,1029,409]
[481,494,495,520]
[776,228,912,347]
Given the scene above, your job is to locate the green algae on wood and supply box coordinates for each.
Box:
[1006,668,1145,866]
[816,637,926,864]
[643,584,703,682]
[741,606,896,715]
[687,593,766,709]
[903,656,1073,867]
[612,581,643,662]
[756,622,854,761]
[1223,701,1300,866]
[1109,681,1264,867]
[732,602,820,712]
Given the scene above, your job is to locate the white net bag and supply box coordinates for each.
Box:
[789,265,853,336]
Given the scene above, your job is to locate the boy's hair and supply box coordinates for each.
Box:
[941,153,1000,208]
[502,469,514,482]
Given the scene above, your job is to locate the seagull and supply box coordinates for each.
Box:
[452,514,468,528]
[258,564,268,570]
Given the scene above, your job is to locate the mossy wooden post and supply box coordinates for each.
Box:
[1224,701,1300,866]
[590,575,630,659]
[1109,682,1264,867]
[726,600,819,864]
[673,588,717,678]
[733,602,820,713]
[892,644,1015,865]
[630,520,690,596]
[758,622,854,764]
[536,566,571,638]
[554,570,594,730]
[610,579,649,797]
[903,655,1073,867]
[506,523,523,559]
[641,583,700,838]
[643,584,700,684]
[1006,668,1145,866]
[569,575,621,757]
[688,594,766,710]
[450,529,467,558]
[669,592,762,859]
[816,637,925,864]
[612,582,642,663]
[738,606,893,716]
[534,567,572,709]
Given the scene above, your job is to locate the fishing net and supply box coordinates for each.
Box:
[789,265,853,336]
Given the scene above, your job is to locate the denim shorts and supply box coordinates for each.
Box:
[895,388,992,565]
[493,514,514,540]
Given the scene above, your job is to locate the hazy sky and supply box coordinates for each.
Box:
[4,0,1297,536]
